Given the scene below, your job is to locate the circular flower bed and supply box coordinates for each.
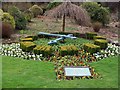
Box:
[0,39,119,80]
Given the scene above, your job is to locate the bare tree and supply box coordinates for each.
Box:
[45,1,91,32]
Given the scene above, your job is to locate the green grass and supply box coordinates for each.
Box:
[33,38,93,46]
[18,18,79,35]
[2,56,118,88]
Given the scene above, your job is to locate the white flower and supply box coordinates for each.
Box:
[40,54,42,57]
[8,51,11,54]
[32,55,35,58]
[28,55,31,58]
[33,58,36,60]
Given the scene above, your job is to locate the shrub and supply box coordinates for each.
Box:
[29,5,43,17]
[84,43,100,53]
[20,38,33,42]
[86,32,97,39]
[33,45,52,56]
[2,12,15,29]
[93,36,106,40]
[94,39,108,49]
[82,2,110,26]
[8,6,27,30]
[23,9,34,22]
[92,22,102,32]
[46,1,61,10]
[1,22,14,38]
[0,9,3,20]
[59,45,78,56]
[25,35,38,41]
[20,42,36,52]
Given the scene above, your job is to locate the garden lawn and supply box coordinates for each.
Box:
[2,56,118,88]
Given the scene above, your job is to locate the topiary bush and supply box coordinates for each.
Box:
[20,38,33,42]
[23,9,34,22]
[82,2,110,26]
[86,32,97,39]
[93,36,106,40]
[94,39,108,49]
[8,6,27,30]
[2,12,15,29]
[29,5,43,17]
[84,43,100,54]
[1,22,14,38]
[20,42,36,52]
[59,45,78,56]
[33,45,52,56]
[0,9,3,20]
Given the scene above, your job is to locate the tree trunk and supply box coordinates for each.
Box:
[62,14,65,32]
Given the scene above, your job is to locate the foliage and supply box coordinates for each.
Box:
[59,45,78,56]
[20,38,33,42]
[86,32,97,39]
[2,12,15,29]
[29,5,43,17]
[84,43,100,54]
[1,22,14,38]
[23,9,34,22]
[33,45,52,56]
[82,2,110,26]
[93,36,106,40]
[0,9,3,20]
[46,0,62,10]
[54,56,101,80]
[94,39,108,49]
[92,22,102,32]
[20,42,36,52]
[45,2,91,27]
[8,6,27,30]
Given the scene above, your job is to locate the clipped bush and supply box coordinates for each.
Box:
[59,45,78,56]
[8,6,27,30]
[86,32,97,39]
[94,39,108,49]
[20,38,33,42]
[33,45,52,56]
[82,2,110,26]
[20,42,36,52]
[2,12,15,29]
[84,43,100,53]
[0,9,3,20]
[25,35,38,41]
[23,9,34,22]
[93,36,106,40]
[92,22,102,32]
[1,22,14,38]
[29,5,43,17]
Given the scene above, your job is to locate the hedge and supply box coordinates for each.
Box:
[94,39,108,49]
[59,45,78,56]
[84,43,100,53]
[93,36,106,40]
[86,32,97,39]
[20,42,36,52]
[33,45,52,56]
[20,38,33,42]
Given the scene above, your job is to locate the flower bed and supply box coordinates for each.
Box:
[54,56,101,80]
[0,37,119,80]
